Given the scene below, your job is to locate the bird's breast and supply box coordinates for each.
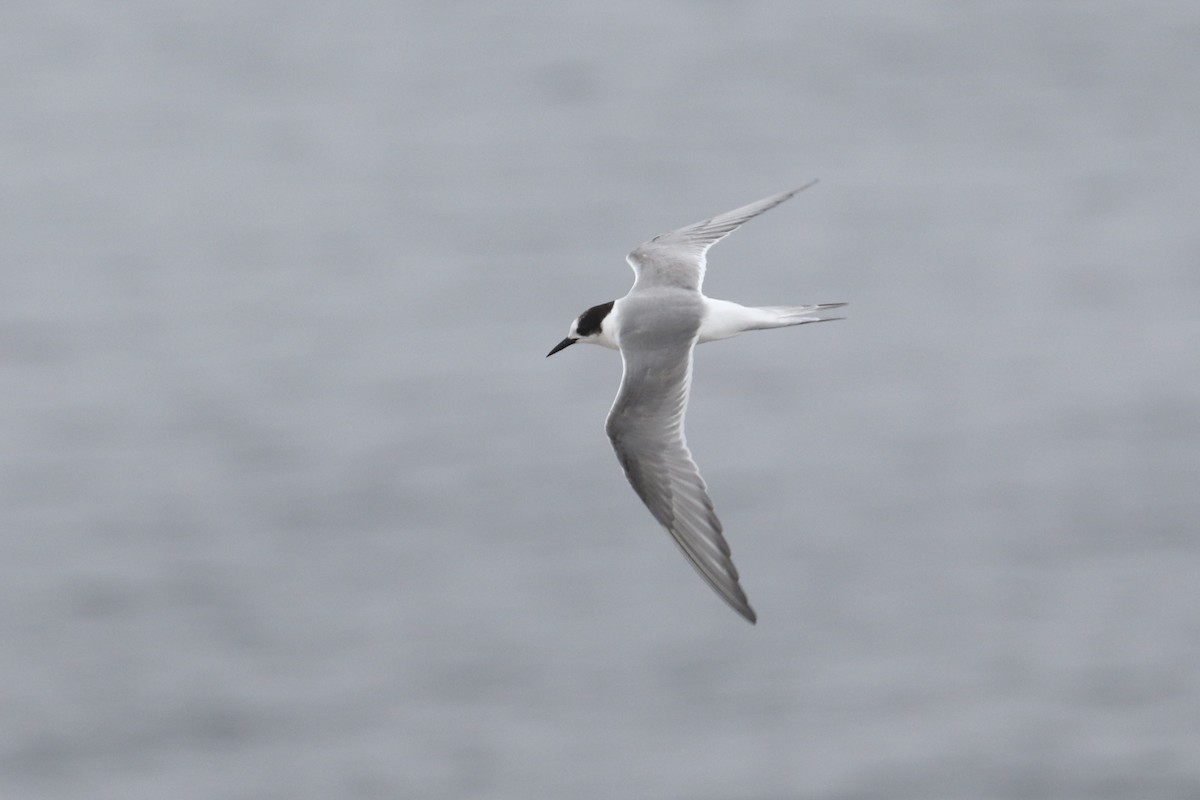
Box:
[615,291,704,349]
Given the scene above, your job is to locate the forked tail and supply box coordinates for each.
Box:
[698,299,846,342]
[757,302,847,327]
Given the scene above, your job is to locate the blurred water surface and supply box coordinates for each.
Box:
[3,2,1199,798]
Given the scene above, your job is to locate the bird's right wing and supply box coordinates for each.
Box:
[604,337,757,623]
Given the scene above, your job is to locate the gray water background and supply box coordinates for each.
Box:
[3,2,1199,797]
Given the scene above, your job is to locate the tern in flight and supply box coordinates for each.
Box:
[547,182,844,623]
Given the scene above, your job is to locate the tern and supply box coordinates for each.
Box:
[547,182,844,623]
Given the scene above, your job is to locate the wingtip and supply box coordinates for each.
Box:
[792,178,820,195]
[727,591,758,624]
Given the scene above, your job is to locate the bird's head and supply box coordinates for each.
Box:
[547,300,618,356]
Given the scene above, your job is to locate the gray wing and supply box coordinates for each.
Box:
[625,180,818,293]
[604,337,757,623]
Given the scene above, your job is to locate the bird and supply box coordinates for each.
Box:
[546,182,844,623]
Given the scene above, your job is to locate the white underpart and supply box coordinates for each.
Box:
[579,296,838,350]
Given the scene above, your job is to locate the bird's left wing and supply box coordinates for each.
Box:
[625,180,818,293]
